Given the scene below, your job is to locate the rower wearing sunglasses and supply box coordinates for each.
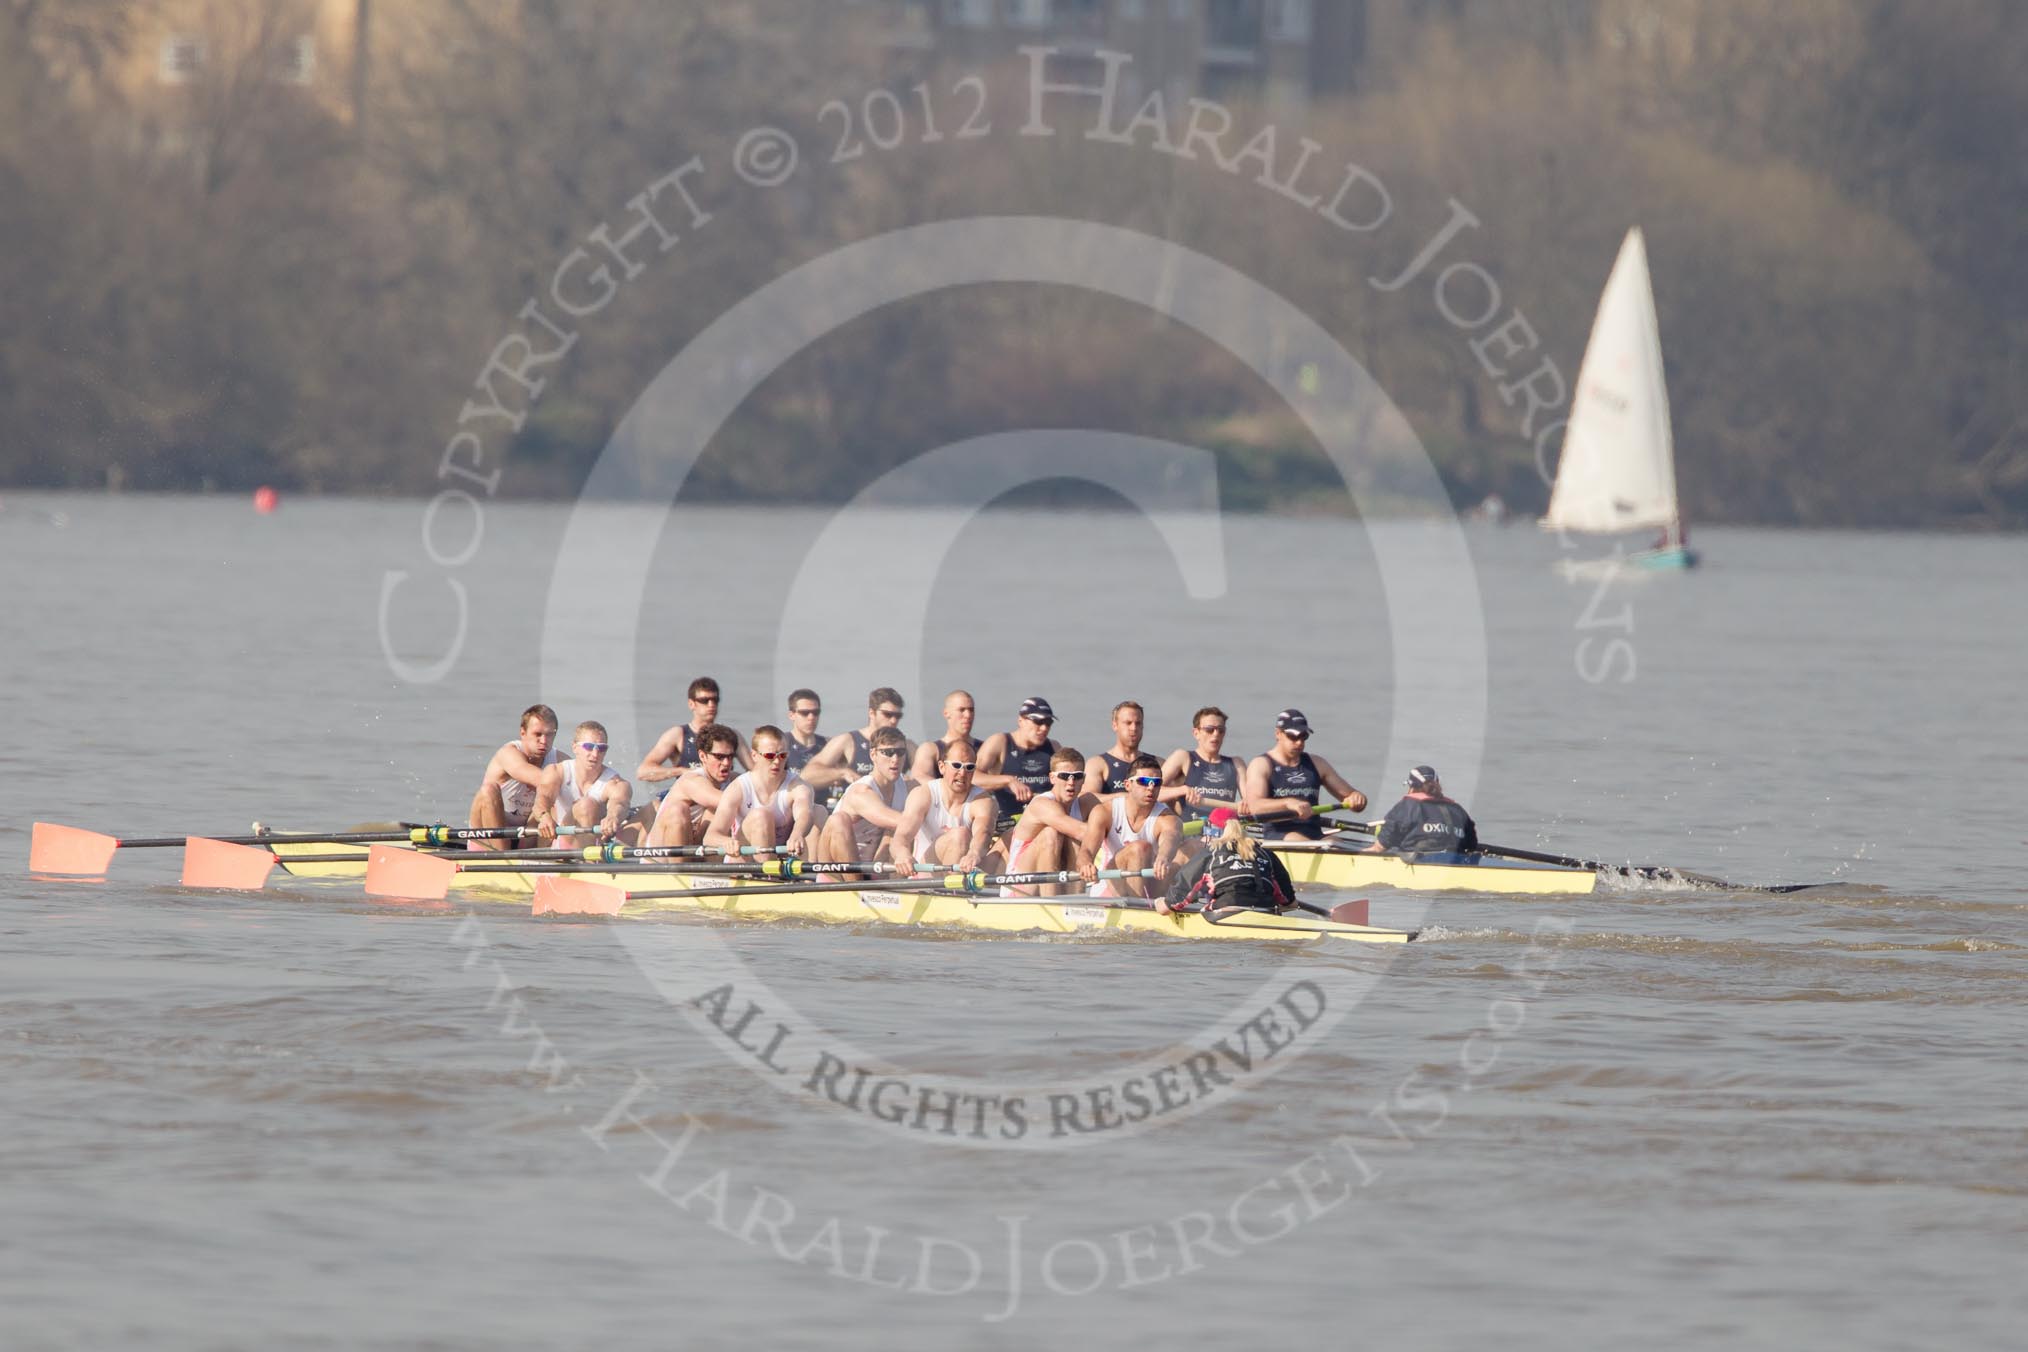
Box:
[1080,753,1179,897]
[782,688,825,776]
[1160,705,1245,823]
[817,726,914,874]
[706,724,824,858]
[1084,699,1147,794]
[892,737,998,876]
[976,696,1060,832]
[644,724,741,849]
[1243,708,1368,841]
[909,689,978,784]
[529,720,640,845]
[638,675,749,788]
[999,746,1100,896]
[801,686,910,804]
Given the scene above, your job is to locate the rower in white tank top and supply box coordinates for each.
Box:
[1099,798,1167,865]
[501,748,566,820]
[1004,796,1084,875]
[556,760,624,813]
[845,771,912,856]
[1089,797,1168,898]
[729,770,803,836]
[916,780,988,859]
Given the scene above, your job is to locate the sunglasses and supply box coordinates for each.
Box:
[1283,730,1310,741]
[875,707,903,719]
[873,746,907,758]
[578,741,608,753]
[943,760,977,772]
[1129,775,1162,787]
[1197,724,1227,734]
[1053,771,1085,782]
[791,706,820,717]
[703,750,736,761]
[757,750,788,763]
[1024,716,1054,727]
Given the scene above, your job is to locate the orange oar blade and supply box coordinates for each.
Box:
[29,822,121,876]
[532,876,627,917]
[181,837,276,890]
[1327,898,1370,926]
[364,844,458,900]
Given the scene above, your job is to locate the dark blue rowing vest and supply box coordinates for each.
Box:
[1264,752,1323,840]
[1182,752,1243,820]
[992,737,1057,825]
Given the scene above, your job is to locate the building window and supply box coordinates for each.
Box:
[281,35,316,83]
[159,35,205,84]
[942,0,993,26]
[1266,0,1310,43]
[1206,0,1262,49]
[1005,0,1051,27]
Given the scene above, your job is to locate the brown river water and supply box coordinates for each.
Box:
[3,494,2023,1349]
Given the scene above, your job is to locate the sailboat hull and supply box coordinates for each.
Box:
[1631,544,1698,570]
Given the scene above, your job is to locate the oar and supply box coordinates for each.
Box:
[362,843,790,901]
[1295,817,1821,893]
[30,820,587,878]
[530,868,1157,917]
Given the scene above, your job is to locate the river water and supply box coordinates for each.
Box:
[3,493,2023,1349]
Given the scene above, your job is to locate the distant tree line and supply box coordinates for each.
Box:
[2,0,2022,526]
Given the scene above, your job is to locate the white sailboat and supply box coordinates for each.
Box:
[1542,227,1698,572]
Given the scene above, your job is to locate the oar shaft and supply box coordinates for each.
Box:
[618,867,1155,903]
[115,825,544,849]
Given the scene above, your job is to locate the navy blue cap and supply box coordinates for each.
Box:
[1275,709,1311,736]
[1018,697,1055,723]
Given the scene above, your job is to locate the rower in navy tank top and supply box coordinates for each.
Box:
[1161,705,1244,823]
[783,688,824,776]
[979,696,1060,831]
[802,686,908,805]
[637,676,748,802]
[1181,751,1243,819]
[1085,700,1147,796]
[912,690,978,783]
[1242,708,1368,842]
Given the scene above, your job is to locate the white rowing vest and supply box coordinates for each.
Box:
[499,747,565,817]
[1102,799,1167,858]
[730,771,803,834]
[556,761,623,812]
[845,772,911,853]
[1005,796,1084,873]
[916,783,986,858]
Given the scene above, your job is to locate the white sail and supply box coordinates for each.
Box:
[1542,228,1681,536]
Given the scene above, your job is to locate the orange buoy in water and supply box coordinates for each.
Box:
[253,485,280,513]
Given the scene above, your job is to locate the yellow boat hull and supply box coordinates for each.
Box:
[269,844,1415,944]
[1270,846,1597,895]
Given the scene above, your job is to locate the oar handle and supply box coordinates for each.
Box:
[942,867,1155,891]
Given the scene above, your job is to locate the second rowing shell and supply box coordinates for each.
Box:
[271,841,1599,897]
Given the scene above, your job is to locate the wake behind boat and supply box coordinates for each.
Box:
[1543,227,1699,575]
